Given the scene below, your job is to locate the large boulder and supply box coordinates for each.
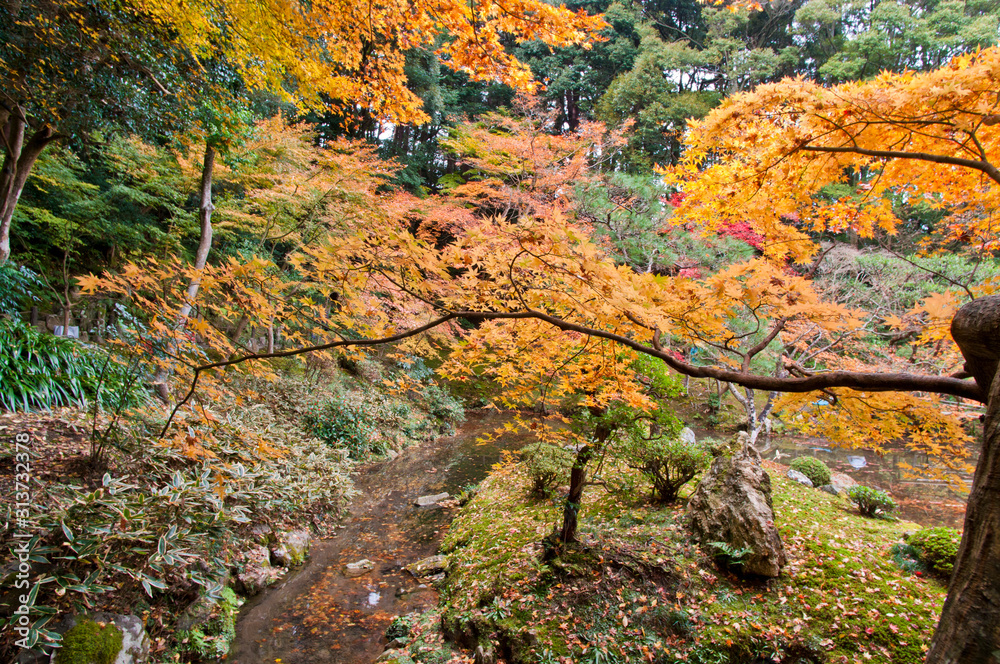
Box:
[686,434,787,577]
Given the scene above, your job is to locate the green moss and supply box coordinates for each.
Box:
[55,619,124,664]
[427,456,946,664]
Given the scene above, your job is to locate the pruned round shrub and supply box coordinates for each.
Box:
[520,442,574,498]
[908,527,961,577]
[790,456,831,487]
[847,485,897,518]
[620,435,711,504]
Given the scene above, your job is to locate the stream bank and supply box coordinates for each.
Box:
[232,410,529,664]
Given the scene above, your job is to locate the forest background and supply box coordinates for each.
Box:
[1,0,1000,662]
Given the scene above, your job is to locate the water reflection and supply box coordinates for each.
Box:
[755,434,971,529]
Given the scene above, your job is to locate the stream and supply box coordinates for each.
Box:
[231,410,531,664]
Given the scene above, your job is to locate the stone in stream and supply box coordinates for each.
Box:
[414,492,450,507]
[236,545,277,595]
[786,468,814,487]
[405,555,448,579]
[686,433,787,578]
[345,559,376,577]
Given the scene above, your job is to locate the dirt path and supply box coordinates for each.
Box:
[231,410,527,664]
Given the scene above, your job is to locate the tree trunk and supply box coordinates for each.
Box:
[0,109,58,264]
[927,298,1000,662]
[154,143,215,403]
[177,144,216,322]
[559,444,593,544]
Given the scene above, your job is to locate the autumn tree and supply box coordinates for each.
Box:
[0,0,606,265]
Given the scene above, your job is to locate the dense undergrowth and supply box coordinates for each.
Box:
[392,457,946,664]
[0,353,464,661]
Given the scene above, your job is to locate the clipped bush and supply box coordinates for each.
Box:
[521,442,574,498]
[0,318,148,413]
[790,456,831,487]
[621,435,711,504]
[908,527,961,577]
[847,485,897,518]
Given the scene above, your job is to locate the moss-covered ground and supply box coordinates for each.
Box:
[401,456,947,664]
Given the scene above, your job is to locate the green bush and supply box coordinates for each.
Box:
[422,384,465,433]
[908,527,961,577]
[847,486,897,518]
[620,435,711,504]
[304,400,384,459]
[0,262,40,316]
[521,442,575,498]
[790,456,831,487]
[0,318,148,413]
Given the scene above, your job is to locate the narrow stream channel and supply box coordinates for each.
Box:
[232,410,529,664]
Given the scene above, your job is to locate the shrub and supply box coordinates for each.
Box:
[908,527,961,577]
[790,456,831,487]
[422,384,465,433]
[847,485,897,518]
[303,400,383,459]
[620,435,711,504]
[521,442,574,498]
[0,318,148,413]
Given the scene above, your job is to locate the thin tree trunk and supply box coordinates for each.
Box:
[266,316,275,354]
[154,143,215,403]
[560,444,593,544]
[177,144,216,322]
[0,108,58,264]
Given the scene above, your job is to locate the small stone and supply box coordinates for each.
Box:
[345,559,376,577]
[250,523,273,544]
[284,529,311,565]
[679,427,697,445]
[819,484,839,496]
[787,469,814,487]
[405,555,448,578]
[414,493,450,507]
[386,636,410,649]
[270,543,292,567]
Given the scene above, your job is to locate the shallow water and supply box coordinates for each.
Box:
[755,434,971,529]
[231,411,530,664]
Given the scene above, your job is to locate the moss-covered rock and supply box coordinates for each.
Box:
[55,619,123,664]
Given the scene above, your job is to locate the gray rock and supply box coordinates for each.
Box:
[386,636,410,649]
[345,559,376,577]
[686,433,787,578]
[405,555,448,578]
[679,427,697,445]
[376,650,416,663]
[250,523,274,545]
[284,530,310,565]
[236,545,273,595]
[819,484,840,496]
[830,471,858,494]
[269,542,292,567]
[786,469,814,487]
[414,493,450,507]
[474,646,497,664]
